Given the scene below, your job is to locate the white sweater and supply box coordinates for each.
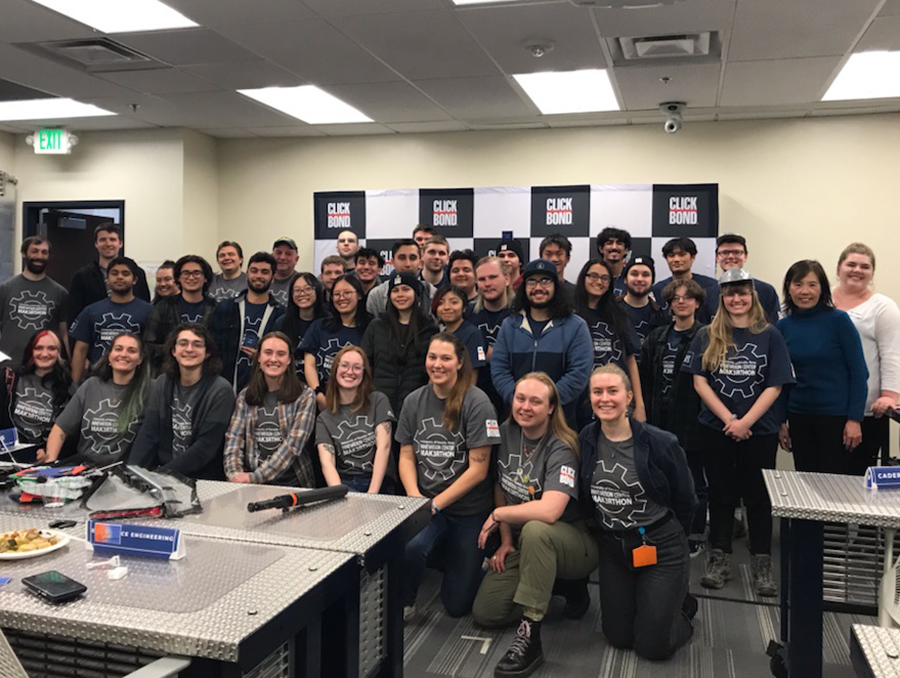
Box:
[840,292,900,414]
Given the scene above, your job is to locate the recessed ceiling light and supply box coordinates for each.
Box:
[823,51,900,101]
[0,98,116,122]
[237,86,372,125]
[31,0,197,34]
[513,69,620,114]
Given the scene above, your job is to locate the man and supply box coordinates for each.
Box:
[539,234,576,296]
[153,261,179,302]
[270,237,299,307]
[66,223,151,328]
[412,224,434,251]
[366,239,436,317]
[640,278,707,554]
[0,236,67,368]
[618,255,668,354]
[210,241,247,302]
[353,247,384,298]
[596,226,632,296]
[469,256,513,413]
[320,255,347,293]
[651,237,719,324]
[496,239,524,288]
[491,259,592,424]
[715,233,780,324]
[448,249,478,301]
[210,252,284,392]
[144,255,218,374]
[69,256,153,383]
[336,230,359,272]
[421,235,450,289]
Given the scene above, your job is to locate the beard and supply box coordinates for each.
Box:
[626,284,651,298]
[248,279,272,294]
[25,258,47,274]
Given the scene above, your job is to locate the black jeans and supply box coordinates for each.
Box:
[596,518,693,661]
[685,447,707,538]
[847,416,889,475]
[789,413,849,474]
[700,426,776,555]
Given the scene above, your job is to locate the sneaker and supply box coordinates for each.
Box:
[495,617,543,678]
[557,577,591,620]
[688,539,706,559]
[751,554,778,597]
[403,605,416,622]
[700,549,732,589]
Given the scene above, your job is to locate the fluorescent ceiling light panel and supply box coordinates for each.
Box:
[823,51,900,101]
[237,86,372,124]
[513,69,619,114]
[0,98,116,121]
[31,0,197,33]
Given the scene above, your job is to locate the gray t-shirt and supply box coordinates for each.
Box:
[316,391,394,476]
[0,275,67,369]
[590,433,668,530]
[209,273,247,302]
[269,276,293,308]
[55,377,143,464]
[12,373,66,444]
[171,381,203,458]
[496,421,581,531]
[396,384,500,515]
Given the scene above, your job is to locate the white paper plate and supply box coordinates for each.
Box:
[0,529,71,560]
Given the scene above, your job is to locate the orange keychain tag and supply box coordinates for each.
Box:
[632,544,658,568]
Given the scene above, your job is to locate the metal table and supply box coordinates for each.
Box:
[850,625,900,678]
[0,513,358,678]
[764,469,900,678]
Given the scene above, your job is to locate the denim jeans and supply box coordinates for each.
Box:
[342,474,394,494]
[596,518,693,661]
[403,509,488,617]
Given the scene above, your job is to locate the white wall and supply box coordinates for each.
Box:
[182,129,218,257]
[0,131,14,172]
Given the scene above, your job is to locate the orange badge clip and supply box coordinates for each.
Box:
[632,544,658,568]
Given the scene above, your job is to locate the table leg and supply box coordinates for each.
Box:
[878,528,896,627]
[381,555,404,678]
[787,518,823,677]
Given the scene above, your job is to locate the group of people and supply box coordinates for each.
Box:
[0,220,897,678]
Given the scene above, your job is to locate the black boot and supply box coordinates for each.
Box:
[495,617,543,678]
[555,577,590,620]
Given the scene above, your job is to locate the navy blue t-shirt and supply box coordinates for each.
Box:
[682,325,794,435]
[453,320,487,368]
[579,307,638,371]
[469,307,511,349]
[179,298,207,323]
[235,301,267,387]
[621,300,667,354]
[299,320,364,385]
[661,326,691,396]
[69,297,153,364]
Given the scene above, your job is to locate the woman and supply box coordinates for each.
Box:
[1,331,73,459]
[432,285,487,372]
[398,332,500,619]
[684,270,793,596]
[39,332,149,465]
[473,373,598,678]
[129,323,235,480]
[778,260,868,474]
[316,345,393,493]
[574,258,645,425]
[360,272,438,414]
[301,274,370,410]
[276,272,325,377]
[224,331,317,487]
[831,243,900,474]
[579,363,697,661]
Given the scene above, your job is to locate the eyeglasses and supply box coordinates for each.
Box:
[525,278,554,288]
[337,362,364,373]
[671,295,696,303]
[332,291,356,300]
[717,249,745,257]
[293,286,314,295]
[585,273,611,283]
[180,270,204,278]
[176,340,206,349]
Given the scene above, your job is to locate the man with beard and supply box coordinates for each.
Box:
[491,259,592,424]
[596,226,632,296]
[618,256,668,357]
[469,256,512,413]
[0,237,68,368]
[336,230,359,273]
[210,252,284,392]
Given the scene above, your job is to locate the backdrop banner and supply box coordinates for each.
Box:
[314,183,718,282]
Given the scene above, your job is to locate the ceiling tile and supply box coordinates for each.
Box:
[334,10,501,79]
[412,76,535,119]
[385,121,470,133]
[0,44,134,99]
[856,16,900,51]
[183,61,305,90]
[303,0,445,18]
[589,0,736,38]
[325,81,453,123]
[729,0,883,61]
[456,3,608,74]
[97,68,221,94]
[721,57,842,106]
[615,62,721,110]
[114,29,259,66]
[0,0,97,43]
[0,79,54,101]
[161,91,298,127]
[165,0,318,28]
[878,0,900,17]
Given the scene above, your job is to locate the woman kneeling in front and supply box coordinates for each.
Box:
[580,364,697,660]
[473,372,598,678]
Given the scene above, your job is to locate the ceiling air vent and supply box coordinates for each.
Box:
[619,33,711,60]
[34,38,157,72]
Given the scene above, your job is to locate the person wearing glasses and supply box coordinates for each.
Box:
[492,259,593,425]
[715,234,780,324]
[275,273,326,377]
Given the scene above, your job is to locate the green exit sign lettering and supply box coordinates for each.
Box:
[35,128,72,155]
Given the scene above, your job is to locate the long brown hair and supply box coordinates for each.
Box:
[245,331,304,406]
[324,345,373,414]
[514,372,579,460]
[702,282,768,372]
[428,332,474,432]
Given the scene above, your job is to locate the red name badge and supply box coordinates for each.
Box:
[632,544,658,568]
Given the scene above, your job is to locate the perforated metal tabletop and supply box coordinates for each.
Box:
[851,625,900,678]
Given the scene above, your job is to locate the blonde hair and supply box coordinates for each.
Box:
[514,372,579,459]
[702,282,768,372]
[591,363,632,391]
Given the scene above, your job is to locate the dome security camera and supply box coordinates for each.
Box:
[664,117,682,134]
[659,101,685,134]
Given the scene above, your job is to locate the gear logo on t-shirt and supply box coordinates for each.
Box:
[9,290,55,331]
[414,417,466,481]
[336,416,377,471]
[256,403,283,457]
[172,399,193,457]
[316,338,348,380]
[83,398,132,457]
[498,452,542,502]
[591,461,648,530]
[714,342,767,399]
[12,388,54,440]
[95,312,141,352]
[589,321,623,366]
[661,336,681,395]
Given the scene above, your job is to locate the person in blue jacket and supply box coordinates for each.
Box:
[579,363,697,661]
[777,260,868,474]
[491,259,593,425]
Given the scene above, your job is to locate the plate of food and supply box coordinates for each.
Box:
[0,528,71,560]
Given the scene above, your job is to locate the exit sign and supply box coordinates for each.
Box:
[35,128,72,155]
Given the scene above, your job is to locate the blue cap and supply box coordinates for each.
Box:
[521,259,558,283]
